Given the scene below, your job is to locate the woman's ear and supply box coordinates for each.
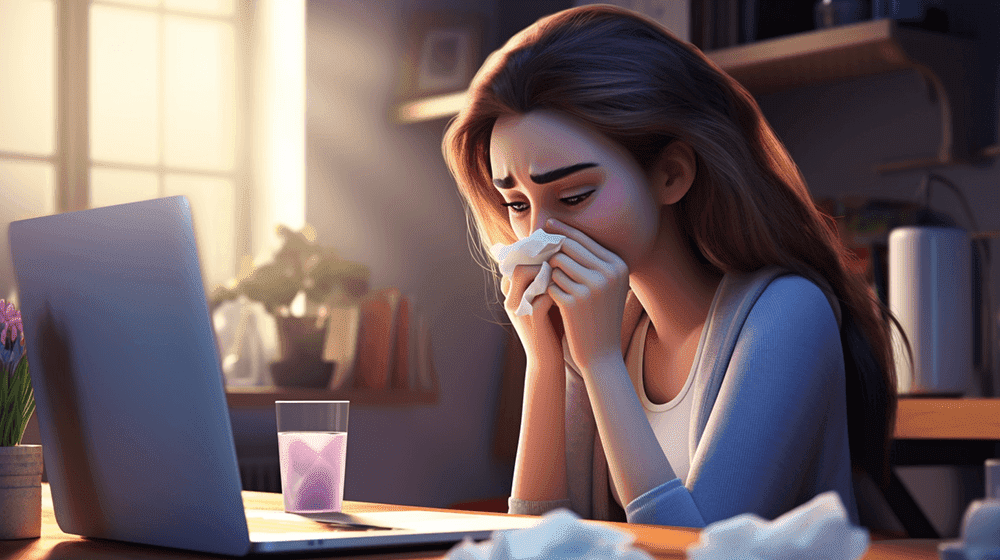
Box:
[648,140,696,206]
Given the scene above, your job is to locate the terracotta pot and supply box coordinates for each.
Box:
[275,316,327,362]
[0,444,42,539]
[270,359,335,389]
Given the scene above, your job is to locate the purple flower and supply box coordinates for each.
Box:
[0,299,22,347]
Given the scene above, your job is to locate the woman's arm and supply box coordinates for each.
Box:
[578,354,677,506]
[625,276,850,527]
[500,267,571,510]
[510,357,569,504]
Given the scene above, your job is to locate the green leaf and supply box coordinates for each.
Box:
[1,356,32,447]
[0,407,13,446]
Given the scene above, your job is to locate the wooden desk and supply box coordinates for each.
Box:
[891,397,1000,469]
[0,484,942,560]
[885,398,1000,539]
[896,398,1000,440]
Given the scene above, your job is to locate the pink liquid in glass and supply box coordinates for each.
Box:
[278,431,347,513]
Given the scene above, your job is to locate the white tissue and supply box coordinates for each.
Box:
[490,229,567,316]
[446,509,652,560]
[686,491,869,560]
[940,499,1000,560]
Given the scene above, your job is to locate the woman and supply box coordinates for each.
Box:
[442,5,898,528]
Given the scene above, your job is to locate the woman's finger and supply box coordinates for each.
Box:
[547,278,572,307]
[546,218,618,264]
[553,238,605,269]
[504,264,551,317]
[549,252,601,287]
[550,267,585,296]
[530,291,554,316]
[504,264,540,302]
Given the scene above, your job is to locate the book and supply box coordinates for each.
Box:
[415,314,438,393]
[353,287,401,391]
[389,294,426,391]
[323,304,361,390]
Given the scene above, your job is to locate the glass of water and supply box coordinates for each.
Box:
[275,400,349,513]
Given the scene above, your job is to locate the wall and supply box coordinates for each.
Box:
[230,0,517,510]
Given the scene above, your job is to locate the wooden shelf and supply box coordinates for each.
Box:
[395,90,467,124]
[395,19,978,170]
[709,18,975,171]
[708,19,959,93]
[226,386,439,408]
[895,398,1000,440]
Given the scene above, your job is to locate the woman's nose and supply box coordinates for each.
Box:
[531,209,551,233]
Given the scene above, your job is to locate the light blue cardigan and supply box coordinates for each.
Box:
[508,266,860,527]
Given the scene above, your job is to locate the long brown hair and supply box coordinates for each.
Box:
[443,5,898,486]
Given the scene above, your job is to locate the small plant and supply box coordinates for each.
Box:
[0,300,33,447]
[209,224,370,317]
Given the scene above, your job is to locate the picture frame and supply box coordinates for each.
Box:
[400,11,484,99]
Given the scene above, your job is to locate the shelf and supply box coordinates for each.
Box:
[395,90,467,124]
[709,18,976,171]
[394,19,978,170]
[226,386,439,408]
[895,398,1000,440]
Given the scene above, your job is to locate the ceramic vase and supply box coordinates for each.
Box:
[0,444,43,539]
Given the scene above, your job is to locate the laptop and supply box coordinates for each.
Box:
[8,196,538,556]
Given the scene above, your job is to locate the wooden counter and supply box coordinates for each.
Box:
[895,398,1000,440]
[0,484,944,560]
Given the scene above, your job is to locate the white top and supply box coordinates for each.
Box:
[611,314,697,508]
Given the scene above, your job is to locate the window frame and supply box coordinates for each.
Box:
[56,0,253,278]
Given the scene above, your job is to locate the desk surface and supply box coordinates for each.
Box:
[895,398,1000,439]
[0,484,942,560]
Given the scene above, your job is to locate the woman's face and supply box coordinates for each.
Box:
[489,109,662,268]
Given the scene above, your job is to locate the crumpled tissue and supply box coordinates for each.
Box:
[940,499,1000,560]
[686,491,869,560]
[445,509,652,560]
[490,229,567,316]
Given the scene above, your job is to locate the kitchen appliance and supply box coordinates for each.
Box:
[888,225,973,395]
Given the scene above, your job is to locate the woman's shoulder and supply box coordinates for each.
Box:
[743,272,841,344]
[710,266,838,322]
[719,272,846,394]
[757,274,837,318]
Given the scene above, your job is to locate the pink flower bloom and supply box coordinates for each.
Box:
[0,299,22,346]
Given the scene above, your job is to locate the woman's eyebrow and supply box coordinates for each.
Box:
[531,162,599,184]
[493,162,599,189]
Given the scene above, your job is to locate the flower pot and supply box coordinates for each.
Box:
[270,359,336,389]
[275,316,327,362]
[0,444,42,539]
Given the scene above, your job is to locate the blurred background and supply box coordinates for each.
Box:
[2,0,1000,539]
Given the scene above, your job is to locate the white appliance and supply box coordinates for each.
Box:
[888,226,972,395]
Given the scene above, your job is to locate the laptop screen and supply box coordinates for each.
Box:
[10,196,253,556]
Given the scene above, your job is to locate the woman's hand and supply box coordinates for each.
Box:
[500,264,565,373]
[544,218,630,372]
[502,266,570,506]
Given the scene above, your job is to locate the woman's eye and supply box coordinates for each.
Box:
[502,201,529,213]
[561,190,594,206]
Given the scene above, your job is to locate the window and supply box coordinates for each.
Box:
[0,0,58,224]
[0,0,245,290]
[1,0,304,295]
[88,0,245,288]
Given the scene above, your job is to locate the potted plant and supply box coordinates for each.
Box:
[209,225,370,387]
[0,299,41,539]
